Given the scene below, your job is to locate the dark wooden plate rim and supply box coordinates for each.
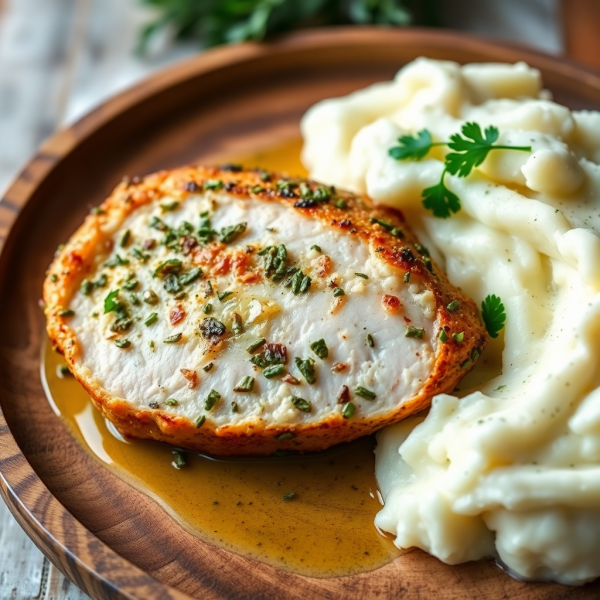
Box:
[1,27,600,600]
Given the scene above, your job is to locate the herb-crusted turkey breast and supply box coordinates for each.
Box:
[44,166,487,455]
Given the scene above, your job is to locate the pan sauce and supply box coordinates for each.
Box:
[42,138,400,577]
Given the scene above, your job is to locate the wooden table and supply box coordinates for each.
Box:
[0,0,572,598]
[0,1,194,597]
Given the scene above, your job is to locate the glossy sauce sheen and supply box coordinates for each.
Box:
[43,139,400,577]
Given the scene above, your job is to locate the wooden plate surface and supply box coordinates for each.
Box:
[1,27,600,600]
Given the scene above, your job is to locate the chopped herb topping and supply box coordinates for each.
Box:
[452,331,464,343]
[149,216,167,230]
[120,230,131,247]
[179,267,203,286]
[144,312,158,326]
[263,364,286,379]
[203,362,214,372]
[160,200,179,212]
[481,294,506,338]
[205,389,221,411]
[367,333,375,347]
[332,287,345,297]
[78,279,94,295]
[335,199,347,209]
[105,254,130,268]
[231,401,239,413]
[276,432,295,440]
[219,222,247,244]
[165,398,179,407]
[164,333,183,343]
[232,313,244,335]
[290,270,311,295]
[203,303,213,314]
[310,245,322,252]
[246,338,266,353]
[104,290,120,313]
[291,397,311,412]
[198,212,216,244]
[154,259,182,278]
[114,339,131,349]
[90,206,105,215]
[405,326,425,339]
[96,273,107,288]
[217,290,233,302]
[439,329,448,342]
[310,339,328,359]
[355,386,376,401]
[173,451,186,469]
[355,272,368,279]
[123,277,139,291]
[50,273,59,282]
[295,357,316,384]
[494,385,507,392]
[143,290,159,305]
[282,492,296,500]
[250,185,264,194]
[342,402,355,419]
[447,300,460,312]
[423,256,433,272]
[403,272,411,283]
[203,179,223,190]
[195,415,206,428]
[471,347,480,362]
[234,376,255,392]
[200,317,226,339]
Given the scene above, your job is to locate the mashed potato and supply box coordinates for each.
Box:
[301,58,600,584]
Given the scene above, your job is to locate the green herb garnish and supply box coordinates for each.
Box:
[389,123,532,218]
[355,386,376,401]
[295,357,316,384]
[173,451,186,469]
[342,402,355,419]
[263,364,286,379]
[164,333,183,343]
[104,289,120,313]
[246,338,266,354]
[120,229,131,247]
[367,333,375,347]
[219,222,247,243]
[160,200,179,212]
[310,245,322,252]
[195,415,206,428]
[154,259,182,277]
[234,376,255,392]
[203,303,213,314]
[114,338,131,349]
[405,326,424,339]
[203,179,223,191]
[165,398,179,407]
[355,272,368,279]
[481,293,506,338]
[203,362,214,372]
[291,397,311,413]
[447,300,460,312]
[205,389,221,411]
[217,290,233,302]
[144,312,158,326]
[439,329,448,343]
[310,339,328,359]
[276,432,295,440]
[332,287,345,297]
[282,492,296,501]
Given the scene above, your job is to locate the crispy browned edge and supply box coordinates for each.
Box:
[43,166,488,455]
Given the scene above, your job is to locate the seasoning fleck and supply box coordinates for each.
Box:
[405,326,425,339]
[234,376,255,392]
[310,339,328,359]
[115,339,131,349]
[355,386,376,401]
[342,402,355,419]
[282,492,296,501]
[144,312,158,326]
[246,338,266,354]
[452,331,465,343]
[164,333,183,344]
[291,397,311,413]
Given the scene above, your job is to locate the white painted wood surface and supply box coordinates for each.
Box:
[0,0,568,598]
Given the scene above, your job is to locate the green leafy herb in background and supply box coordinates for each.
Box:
[138,0,414,53]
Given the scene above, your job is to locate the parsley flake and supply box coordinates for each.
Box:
[481,294,506,338]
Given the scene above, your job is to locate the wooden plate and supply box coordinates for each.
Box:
[2,27,600,600]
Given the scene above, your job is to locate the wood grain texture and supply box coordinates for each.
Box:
[2,28,600,600]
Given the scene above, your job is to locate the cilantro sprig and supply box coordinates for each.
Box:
[388,122,532,218]
[481,294,506,338]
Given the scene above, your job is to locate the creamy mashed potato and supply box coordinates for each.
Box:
[301,58,600,584]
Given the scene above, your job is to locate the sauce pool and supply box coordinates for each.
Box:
[42,138,400,577]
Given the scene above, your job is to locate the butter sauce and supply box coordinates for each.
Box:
[42,138,399,577]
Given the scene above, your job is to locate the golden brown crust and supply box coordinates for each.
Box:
[44,166,487,455]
